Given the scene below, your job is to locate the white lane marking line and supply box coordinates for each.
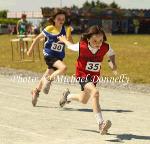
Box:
[0,124,48,138]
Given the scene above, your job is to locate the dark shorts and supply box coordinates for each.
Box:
[77,76,97,91]
[44,56,63,70]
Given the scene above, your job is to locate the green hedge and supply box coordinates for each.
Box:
[0,18,18,24]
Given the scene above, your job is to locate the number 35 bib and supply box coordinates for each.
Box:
[51,42,64,52]
[85,62,101,72]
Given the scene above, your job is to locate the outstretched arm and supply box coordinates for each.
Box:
[27,32,44,56]
[108,55,117,70]
[58,35,79,52]
[107,45,117,75]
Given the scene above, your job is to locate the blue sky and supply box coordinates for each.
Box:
[0,0,150,11]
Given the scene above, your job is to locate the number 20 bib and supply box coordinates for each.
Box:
[85,62,101,72]
[51,42,64,52]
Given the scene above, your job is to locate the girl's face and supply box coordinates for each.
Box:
[88,34,103,49]
[54,14,65,27]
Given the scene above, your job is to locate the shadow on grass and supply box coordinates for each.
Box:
[62,107,133,113]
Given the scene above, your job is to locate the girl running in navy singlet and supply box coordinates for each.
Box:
[27,9,73,106]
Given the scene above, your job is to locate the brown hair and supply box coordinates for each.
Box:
[81,25,107,41]
[48,8,66,25]
[21,14,26,19]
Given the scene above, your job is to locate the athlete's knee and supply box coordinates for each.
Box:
[60,65,67,73]
[79,97,88,104]
[91,89,99,99]
[80,99,88,104]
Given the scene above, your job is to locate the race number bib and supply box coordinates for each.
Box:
[51,42,64,52]
[85,62,101,72]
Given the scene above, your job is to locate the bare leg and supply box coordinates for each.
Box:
[31,69,54,106]
[36,68,54,91]
[67,91,90,104]
[62,82,112,134]
[67,82,103,123]
[67,82,101,112]
[48,60,67,81]
[84,82,101,113]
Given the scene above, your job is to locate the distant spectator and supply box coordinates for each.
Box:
[133,18,140,34]
[17,14,29,51]
[17,14,28,35]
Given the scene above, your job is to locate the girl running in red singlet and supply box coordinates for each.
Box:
[58,25,117,135]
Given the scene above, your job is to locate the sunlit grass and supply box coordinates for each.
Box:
[0,34,150,83]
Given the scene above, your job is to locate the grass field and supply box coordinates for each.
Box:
[0,34,150,84]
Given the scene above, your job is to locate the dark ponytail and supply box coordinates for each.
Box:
[81,25,107,41]
[48,17,55,25]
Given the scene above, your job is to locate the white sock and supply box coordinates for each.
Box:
[95,112,104,125]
